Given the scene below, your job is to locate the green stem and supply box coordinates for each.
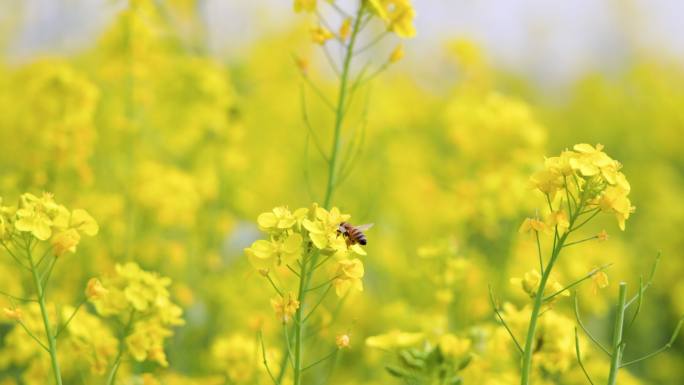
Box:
[607,283,627,385]
[520,190,585,385]
[292,5,365,385]
[28,245,63,385]
[322,4,364,210]
[106,309,135,385]
[292,253,309,385]
[519,232,566,385]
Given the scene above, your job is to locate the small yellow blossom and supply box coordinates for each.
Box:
[518,217,549,234]
[530,168,563,200]
[15,192,68,240]
[368,0,416,38]
[339,18,352,40]
[3,307,23,320]
[271,292,300,323]
[85,278,108,300]
[257,206,307,232]
[389,44,405,63]
[598,185,635,231]
[336,333,351,349]
[302,206,350,250]
[310,26,334,45]
[333,258,364,297]
[245,233,303,269]
[51,228,81,256]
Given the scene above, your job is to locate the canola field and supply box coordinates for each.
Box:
[0,1,683,385]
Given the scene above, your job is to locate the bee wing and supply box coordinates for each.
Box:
[355,223,374,231]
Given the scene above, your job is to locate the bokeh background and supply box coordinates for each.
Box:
[0,1,682,384]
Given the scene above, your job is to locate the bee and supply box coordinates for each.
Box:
[338,222,374,246]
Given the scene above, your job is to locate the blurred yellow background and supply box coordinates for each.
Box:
[0,1,682,384]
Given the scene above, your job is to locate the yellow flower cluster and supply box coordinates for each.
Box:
[246,205,366,280]
[295,0,416,44]
[0,193,98,255]
[531,143,634,230]
[368,0,417,38]
[246,204,368,325]
[88,263,184,367]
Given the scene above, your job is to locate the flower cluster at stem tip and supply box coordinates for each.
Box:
[0,192,98,256]
[245,204,368,321]
[88,263,185,367]
[530,143,634,230]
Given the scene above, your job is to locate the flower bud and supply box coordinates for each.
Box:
[3,307,22,321]
[336,333,351,349]
[389,44,405,63]
[86,278,108,300]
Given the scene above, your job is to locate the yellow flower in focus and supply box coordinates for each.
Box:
[302,206,350,250]
[271,292,300,323]
[339,18,352,40]
[245,233,303,269]
[389,44,405,63]
[15,193,69,240]
[86,278,109,300]
[257,206,307,232]
[333,258,364,297]
[310,25,334,45]
[3,307,22,320]
[511,270,541,298]
[368,0,416,38]
[598,185,635,231]
[365,329,424,350]
[518,217,549,234]
[438,334,471,357]
[294,0,316,12]
[336,333,351,349]
[51,228,81,256]
[569,143,615,177]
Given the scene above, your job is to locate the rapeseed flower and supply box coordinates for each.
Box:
[530,144,634,230]
[333,258,364,297]
[368,0,416,38]
[271,292,300,323]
